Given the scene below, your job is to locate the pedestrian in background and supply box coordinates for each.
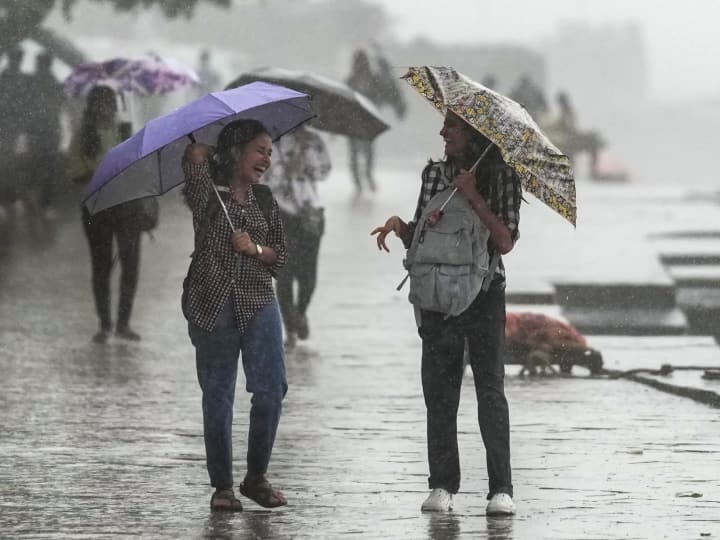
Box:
[262,124,331,348]
[182,119,288,511]
[371,110,521,516]
[66,85,143,343]
[26,52,65,213]
[345,49,378,193]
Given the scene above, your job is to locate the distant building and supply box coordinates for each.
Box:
[388,39,546,96]
[541,21,648,115]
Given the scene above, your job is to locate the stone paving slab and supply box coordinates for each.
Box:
[668,265,720,286]
[651,238,720,266]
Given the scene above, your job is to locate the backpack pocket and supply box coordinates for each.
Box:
[412,212,474,266]
[409,262,474,316]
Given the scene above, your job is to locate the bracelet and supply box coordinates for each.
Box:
[255,243,264,258]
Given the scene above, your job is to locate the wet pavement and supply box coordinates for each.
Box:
[1,172,719,539]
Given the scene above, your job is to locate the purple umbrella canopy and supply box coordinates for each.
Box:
[83,82,315,214]
[64,56,198,98]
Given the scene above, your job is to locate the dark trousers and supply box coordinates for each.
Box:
[419,280,513,498]
[276,210,323,334]
[81,205,141,330]
[348,138,375,192]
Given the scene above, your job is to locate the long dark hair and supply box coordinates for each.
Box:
[444,120,508,200]
[79,85,117,159]
[211,119,270,185]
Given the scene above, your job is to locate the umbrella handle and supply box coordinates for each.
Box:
[437,143,494,213]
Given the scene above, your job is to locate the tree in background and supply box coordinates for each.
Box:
[0,0,230,57]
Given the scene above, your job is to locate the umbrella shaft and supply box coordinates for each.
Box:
[211,183,235,232]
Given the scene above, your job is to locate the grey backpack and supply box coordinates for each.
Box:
[404,188,491,318]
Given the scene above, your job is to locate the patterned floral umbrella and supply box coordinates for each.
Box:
[402,66,576,226]
[64,56,198,98]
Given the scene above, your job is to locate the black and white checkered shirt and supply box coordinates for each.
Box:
[182,160,287,333]
[407,160,522,273]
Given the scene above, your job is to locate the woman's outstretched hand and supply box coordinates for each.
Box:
[371,216,409,252]
[184,142,214,164]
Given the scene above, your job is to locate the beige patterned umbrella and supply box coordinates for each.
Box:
[403,66,577,226]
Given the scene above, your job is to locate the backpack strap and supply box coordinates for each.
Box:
[252,183,274,225]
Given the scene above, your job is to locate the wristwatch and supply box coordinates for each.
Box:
[255,243,263,258]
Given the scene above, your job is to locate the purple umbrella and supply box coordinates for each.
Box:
[83,82,315,215]
[64,56,198,98]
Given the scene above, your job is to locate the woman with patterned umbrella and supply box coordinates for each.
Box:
[370,66,576,517]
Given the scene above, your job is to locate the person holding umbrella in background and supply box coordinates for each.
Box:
[182,119,288,511]
[66,85,143,343]
[262,123,331,348]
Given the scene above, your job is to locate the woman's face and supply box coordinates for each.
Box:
[439,112,471,158]
[234,133,273,183]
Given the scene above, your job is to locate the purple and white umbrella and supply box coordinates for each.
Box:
[83,82,315,215]
[64,56,199,98]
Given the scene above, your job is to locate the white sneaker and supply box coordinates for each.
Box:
[486,493,516,516]
[421,488,454,512]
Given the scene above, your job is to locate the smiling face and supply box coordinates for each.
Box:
[439,111,472,159]
[232,133,273,184]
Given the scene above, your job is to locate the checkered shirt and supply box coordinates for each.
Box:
[182,160,287,333]
[407,159,522,274]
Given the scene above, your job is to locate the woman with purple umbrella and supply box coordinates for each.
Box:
[66,86,143,343]
[182,119,289,511]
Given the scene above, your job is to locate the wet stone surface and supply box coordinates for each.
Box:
[1,176,719,539]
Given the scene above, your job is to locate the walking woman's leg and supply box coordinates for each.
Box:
[295,228,322,318]
[114,214,141,331]
[190,299,242,489]
[364,140,377,191]
[465,284,513,498]
[240,301,287,478]
[348,138,362,191]
[82,207,113,332]
[276,212,298,337]
[420,311,466,493]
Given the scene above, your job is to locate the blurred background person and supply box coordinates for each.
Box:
[549,90,605,179]
[26,52,66,215]
[66,86,144,343]
[196,48,222,95]
[509,73,548,123]
[263,124,331,348]
[344,47,406,194]
[0,48,32,219]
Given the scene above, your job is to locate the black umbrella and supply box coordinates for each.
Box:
[226,67,389,141]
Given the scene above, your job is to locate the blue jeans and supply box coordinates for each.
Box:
[189,299,287,489]
[419,279,513,498]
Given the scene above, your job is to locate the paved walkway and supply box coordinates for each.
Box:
[0,173,719,539]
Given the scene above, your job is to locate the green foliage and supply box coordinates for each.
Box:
[61,0,231,19]
[0,0,230,52]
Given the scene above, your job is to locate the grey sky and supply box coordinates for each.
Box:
[370,0,719,101]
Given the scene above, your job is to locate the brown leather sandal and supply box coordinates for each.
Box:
[239,476,287,508]
[210,488,243,512]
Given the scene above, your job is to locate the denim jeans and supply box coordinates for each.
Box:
[189,298,287,489]
[419,279,513,498]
